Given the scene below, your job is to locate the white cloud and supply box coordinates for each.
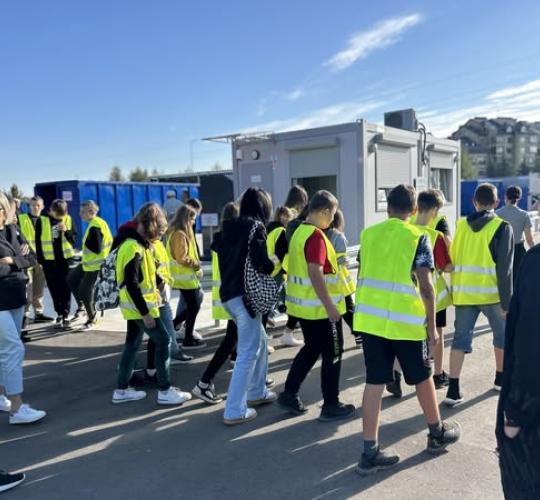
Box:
[324,14,423,72]
[487,78,540,100]
[285,87,306,101]
[241,99,387,134]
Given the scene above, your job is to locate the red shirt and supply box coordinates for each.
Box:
[433,235,451,271]
[304,228,333,274]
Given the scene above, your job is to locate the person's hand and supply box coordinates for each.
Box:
[20,244,30,256]
[326,304,341,323]
[503,424,521,439]
[57,223,66,232]
[142,314,156,329]
[427,323,440,350]
[0,256,14,265]
[196,269,204,278]
[500,308,508,320]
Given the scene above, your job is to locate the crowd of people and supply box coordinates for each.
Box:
[0,181,538,493]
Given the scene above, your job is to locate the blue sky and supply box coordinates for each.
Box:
[2,0,540,194]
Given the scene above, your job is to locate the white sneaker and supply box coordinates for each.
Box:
[112,388,146,404]
[9,404,46,424]
[158,387,192,405]
[280,329,304,347]
[175,324,186,340]
[192,330,203,341]
[0,395,12,412]
[267,344,275,354]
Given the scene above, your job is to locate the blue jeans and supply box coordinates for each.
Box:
[223,296,268,420]
[452,304,506,353]
[160,303,180,357]
[0,307,25,395]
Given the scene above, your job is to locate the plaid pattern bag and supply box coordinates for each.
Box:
[94,248,120,312]
[244,221,281,314]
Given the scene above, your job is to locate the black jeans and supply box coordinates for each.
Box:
[343,294,354,332]
[286,314,299,330]
[67,265,98,320]
[174,288,201,342]
[42,260,71,318]
[284,318,344,405]
[513,243,526,288]
[200,320,238,384]
[117,318,171,391]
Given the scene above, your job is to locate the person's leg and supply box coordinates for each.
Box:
[480,304,506,387]
[42,263,63,317]
[246,320,268,401]
[32,263,46,316]
[58,261,72,318]
[117,320,145,389]
[181,288,201,343]
[449,305,479,377]
[66,264,84,312]
[0,308,25,412]
[223,297,264,420]
[343,295,354,332]
[283,320,321,396]
[80,271,98,321]
[142,318,171,391]
[362,383,385,440]
[24,267,34,319]
[146,339,156,371]
[159,303,179,358]
[174,291,187,328]
[201,321,238,384]
[318,319,343,406]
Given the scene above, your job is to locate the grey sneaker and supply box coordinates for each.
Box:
[356,448,400,476]
[427,420,461,455]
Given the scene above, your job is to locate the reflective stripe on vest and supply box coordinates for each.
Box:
[116,239,160,320]
[354,218,427,341]
[451,217,503,305]
[82,216,113,271]
[285,224,346,320]
[40,215,75,261]
[166,232,200,290]
[211,250,231,320]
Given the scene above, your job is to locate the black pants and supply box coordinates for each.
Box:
[67,265,98,320]
[174,288,201,342]
[513,243,526,288]
[200,321,238,384]
[286,314,299,330]
[42,260,71,318]
[343,294,354,332]
[284,318,343,405]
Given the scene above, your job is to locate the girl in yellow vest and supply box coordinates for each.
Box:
[278,190,355,422]
[112,203,191,405]
[35,199,77,329]
[167,205,205,349]
[325,209,362,347]
[66,200,113,330]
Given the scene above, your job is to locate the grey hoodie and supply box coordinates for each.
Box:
[466,210,514,310]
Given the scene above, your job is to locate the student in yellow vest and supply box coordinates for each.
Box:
[444,183,514,407]
[193,202,240,405]
[355,185,461,475]
[278,190,355,422]
[112,203,191,405]
[325,209,362,347]
[35,199,77,329]
[265,206,300,347]
[167,204,205,349]
[18,196,53,325]
[66,200,113,330]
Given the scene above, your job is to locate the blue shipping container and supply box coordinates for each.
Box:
[34,180,200,246]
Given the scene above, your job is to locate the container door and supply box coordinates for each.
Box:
[116,184,133,228]
[132,185,147,214]
[97,184,117,237]
[148,184,163,205]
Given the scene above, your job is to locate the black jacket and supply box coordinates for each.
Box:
[266,221,288,263]
[211,217,274,304]
[466,210,514,310]
[0,224,37,310]
[35,215,77,265]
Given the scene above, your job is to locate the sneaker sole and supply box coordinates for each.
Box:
[318,410,356,422]
[355,461,400,476]
[0,476,25,493]
[192,390,224,405]
[157,399,189,406]
[442,398,464,408]
[9,414,46,425]
[247,397,278,407]
[223,412,257,426]
[112,395,146,404]
[276,400,308,416]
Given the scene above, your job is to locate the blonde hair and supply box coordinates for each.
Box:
[135,202,168,240]
[0,192,11,223]
[81,200,100,213]
[168,204,197,239]
[274,205,294,225]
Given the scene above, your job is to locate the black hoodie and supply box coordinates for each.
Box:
[465,210,514,310]
[266,220,288,263]
[211,216,274,304]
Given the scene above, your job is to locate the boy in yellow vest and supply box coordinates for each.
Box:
[444,183,514,406]
[355,185,460,475]
[278,190,355,422]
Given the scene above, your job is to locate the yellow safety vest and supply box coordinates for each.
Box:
[40,215,75,261]
[336,251,356,297]
[166,231,200,290]
[211,251,231,320]
[285,224,346,320]
[451,217,503,305]
[152,239,173,286]
[266,226,287,277]
[116,239,160,320]
[82,216,113,272]
[18,213,36,251]
[354,218,427,341]
[414,224,452,313]
[410,213,446,230]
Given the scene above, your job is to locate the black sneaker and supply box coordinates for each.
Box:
[494,371,503,392]
[266,378,275,389]
[171,352,194,364]
[277,392,308,415]
[0,470,25,493]
[62,317,72,329]
[433,371,450,389]
[427,420,461,455]
[386,370,403,398]
[192,381,224,405]
[72,307,85,322]
[356,448,400,476]
[54,317,63,329]
[182,338,207,350]
[318,402,356,422]
[443,387,464,407]
[353,333,363,348]
[33,313,55,323]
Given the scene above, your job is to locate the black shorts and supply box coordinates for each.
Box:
[361,332,432,385]
[436,309,447,328]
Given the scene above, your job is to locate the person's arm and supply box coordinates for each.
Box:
[334,232,348,266]
[170,231,199,269]
[249,224,275,275]
[433,235,453,273]
[274,230,288,263]
[435,217,452,247]
[34,217,45,264]
[84,226,103,254]
[308,263,340,322]
[123,254,149,316]
[490,222,514,312]
[524,213,535,249]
